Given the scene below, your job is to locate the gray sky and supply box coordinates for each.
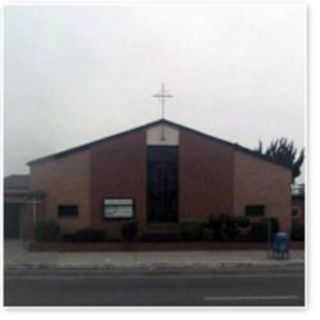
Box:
[4,4,306,181]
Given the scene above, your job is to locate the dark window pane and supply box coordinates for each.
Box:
[58,205,78,217]
[245,205,265,217]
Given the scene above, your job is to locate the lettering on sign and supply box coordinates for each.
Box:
[104,199,134,219]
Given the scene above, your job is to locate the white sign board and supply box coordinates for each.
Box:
[104,199,134,219]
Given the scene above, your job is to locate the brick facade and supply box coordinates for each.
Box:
[30,150,91,234]
[28,120,292,237]
[90,131,147,238]
[179,130,234,221]
[233,150,292,231]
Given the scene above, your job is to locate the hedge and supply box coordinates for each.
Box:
[121,221,138,241]
[35,219,60,242]
[64,228,105,242]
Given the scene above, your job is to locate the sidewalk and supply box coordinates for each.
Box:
[4,240,304,271]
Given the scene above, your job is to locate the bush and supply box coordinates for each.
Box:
[206,215,279,242]
[121,221,138,241]
[35,219,60,242]
[180,222,204,241]
[250,222,269,242]
[207,215,223,240]
[64,228,105,242]
[202,227,215,241]
[140,231,181,242]
[266,217,279,233]
[291,223,304,241]
[207,214,239,241]
[235,217,252,241]
[250,217,279,242]
[222,218,239,241]
[235,216,250,228]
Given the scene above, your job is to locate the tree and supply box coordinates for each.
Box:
[255,140,263,154]
[255,138,304,182]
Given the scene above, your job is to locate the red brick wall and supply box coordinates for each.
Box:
[179,130,235,221]
[28,124,293,238]
[30,150,91,234]
[233,150,292,231]
[90,131,147,238]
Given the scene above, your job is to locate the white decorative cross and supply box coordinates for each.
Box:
[152,83,173,119]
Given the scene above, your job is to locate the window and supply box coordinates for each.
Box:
[104,199,134,219]
[58,205,78,217]
[245,205,265,217]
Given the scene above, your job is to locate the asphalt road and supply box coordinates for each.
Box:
[4,268,305,307]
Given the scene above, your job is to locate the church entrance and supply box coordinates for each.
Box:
[147,146,178,223]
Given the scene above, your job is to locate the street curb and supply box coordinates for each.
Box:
[5,261,304,274]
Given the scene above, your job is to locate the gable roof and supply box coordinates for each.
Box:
[27,119,291,170]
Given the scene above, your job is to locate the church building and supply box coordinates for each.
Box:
[26,118,292,239]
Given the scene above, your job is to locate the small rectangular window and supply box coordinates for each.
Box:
[58,205,78,217]
[245,205,265,217]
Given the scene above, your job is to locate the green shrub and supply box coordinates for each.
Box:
[202,227,215,241]
[180,222,204,241]
[35,219,60,242]
[140,231,181,242]
[235,216,250,228]
[64,228,105,242]
[207,214,223,240]
[207,214,239,241]
[222,218,239,241]
[206,215,279,242]
[121,221,138,241]
[250,217,279,242]
[235,217,252,240]
[250,222,268,241]
[291,223,304,241]
[267,217,279,232]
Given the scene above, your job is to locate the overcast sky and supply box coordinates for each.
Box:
[4,4,306,181]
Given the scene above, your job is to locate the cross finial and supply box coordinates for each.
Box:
[152,83,173,119]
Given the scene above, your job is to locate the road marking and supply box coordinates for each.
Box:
[203,295,300,301]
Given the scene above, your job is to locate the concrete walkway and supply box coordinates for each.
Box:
[4,241,304,270]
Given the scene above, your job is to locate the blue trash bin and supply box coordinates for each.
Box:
[272,232,290,259]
